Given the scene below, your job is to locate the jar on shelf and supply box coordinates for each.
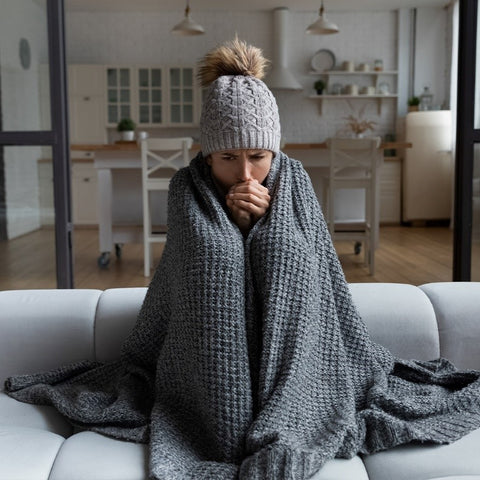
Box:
[374,59,383,71]
[419,86,434,111]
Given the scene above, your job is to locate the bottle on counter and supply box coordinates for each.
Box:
[419,86,434,111]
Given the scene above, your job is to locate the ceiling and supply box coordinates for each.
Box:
[65,0,449,13]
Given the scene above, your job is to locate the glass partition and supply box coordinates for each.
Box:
[0,146,56,289]
[0,0,51,132]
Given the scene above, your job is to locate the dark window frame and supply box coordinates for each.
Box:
[454,0,479,280]
[0,0,73,288]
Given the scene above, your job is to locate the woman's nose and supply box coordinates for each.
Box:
[238,158,251,181]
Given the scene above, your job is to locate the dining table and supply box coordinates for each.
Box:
[71,140,411,267]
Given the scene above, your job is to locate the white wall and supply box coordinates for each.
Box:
[0,0,49,239]
[65,7,449,145]
[414,7,448,109]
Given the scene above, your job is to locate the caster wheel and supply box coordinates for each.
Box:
[97,252,110,268]
[115,243,123,259]
[354,242,362,255]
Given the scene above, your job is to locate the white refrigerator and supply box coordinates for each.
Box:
[403,111,453,222]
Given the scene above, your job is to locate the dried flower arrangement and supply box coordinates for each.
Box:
[344,114,377,136]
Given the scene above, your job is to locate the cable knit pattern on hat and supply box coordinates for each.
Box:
[200,75,281,155]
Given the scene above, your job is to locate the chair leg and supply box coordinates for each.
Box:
[143,191,151,277]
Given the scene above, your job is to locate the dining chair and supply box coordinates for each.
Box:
[325,136,382,275]
[141,137,193,277]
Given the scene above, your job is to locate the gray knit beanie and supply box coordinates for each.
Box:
[198,39,281,156]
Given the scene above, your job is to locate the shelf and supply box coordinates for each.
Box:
[308,94,398,115]
[308,94,398,99]
[309,70,398,75]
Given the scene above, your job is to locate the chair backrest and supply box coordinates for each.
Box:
[327,137,382,179]
[140,137,193,181]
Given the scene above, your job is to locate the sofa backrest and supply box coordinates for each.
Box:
[1,282,480,384]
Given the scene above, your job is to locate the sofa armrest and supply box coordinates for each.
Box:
[0,289,102,386]
[420,282,480,370]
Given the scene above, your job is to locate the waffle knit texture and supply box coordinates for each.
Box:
[200,75,281,156]
[5,152,480,479]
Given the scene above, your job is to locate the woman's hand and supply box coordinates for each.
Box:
[226,179,271,233]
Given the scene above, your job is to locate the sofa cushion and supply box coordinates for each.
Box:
[420,282,480,369]
[0,391,72,437]
[362,427,480,480]
[310,456,369,479]
[94,288,147,363]
[349,283,440,360]
[49,431,148,480]
[0,289,102,381]
[0,425,64,480]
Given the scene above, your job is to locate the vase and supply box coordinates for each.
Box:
[121,131,135,141]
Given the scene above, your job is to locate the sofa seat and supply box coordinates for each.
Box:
[0,425,64,480]
[1,283,480,480]
[362,428,480,480]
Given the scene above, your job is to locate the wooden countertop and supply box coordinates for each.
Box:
[71,141,411,151]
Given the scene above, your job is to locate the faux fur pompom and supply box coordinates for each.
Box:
[198,37,269,87]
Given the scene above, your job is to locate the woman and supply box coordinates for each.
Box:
[5,38,480,480]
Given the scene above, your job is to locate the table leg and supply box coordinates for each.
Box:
[97,168,113,255]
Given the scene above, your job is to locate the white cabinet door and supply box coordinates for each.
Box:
[69,64,105,96]
[68,65,106,144]
[69,96,107,144]
[72,163,98,225]
[380,159,401,223]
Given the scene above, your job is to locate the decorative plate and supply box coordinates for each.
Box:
[378,81,390,95]
[311,49,336,72]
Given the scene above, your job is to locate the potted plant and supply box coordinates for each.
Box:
[344,114,377,138]
[408,96,420,112]
[314,79,326,95]
[117,118,136,141]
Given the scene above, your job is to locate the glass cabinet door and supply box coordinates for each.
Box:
[137,68,163,125]
[106,67,131,124]
[169,67,194,125]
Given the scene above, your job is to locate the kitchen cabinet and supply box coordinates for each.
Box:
[38,156,99,227]
[68,65,107,144]
[71,162,98,225]
[308,71,398,114]
[380,158,401,223]
[105,65,199,127]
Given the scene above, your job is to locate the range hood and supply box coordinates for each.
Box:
[265,7,302,91]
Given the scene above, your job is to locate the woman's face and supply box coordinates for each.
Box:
[206,149,273,193]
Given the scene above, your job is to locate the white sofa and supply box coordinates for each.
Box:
[1,283,480,480]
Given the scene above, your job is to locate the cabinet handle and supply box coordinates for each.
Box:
[84,152,92,157]
[83,96,90,101]
[83,178,91,182]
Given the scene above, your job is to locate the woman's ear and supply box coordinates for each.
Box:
[205,154,212,166]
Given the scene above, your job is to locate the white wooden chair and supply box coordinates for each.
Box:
[326,137,382,275]
[141,137,193,277]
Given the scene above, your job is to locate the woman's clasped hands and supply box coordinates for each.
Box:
[226,179,271,233]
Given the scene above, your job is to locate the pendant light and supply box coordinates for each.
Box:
[306,0,339,35]
[171,0,205,36]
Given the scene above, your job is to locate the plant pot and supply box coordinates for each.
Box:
[121,130,135,141]
[316,89,323,95]
[408,105,419,112]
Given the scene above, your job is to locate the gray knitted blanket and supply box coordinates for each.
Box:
[5,153,480,479]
